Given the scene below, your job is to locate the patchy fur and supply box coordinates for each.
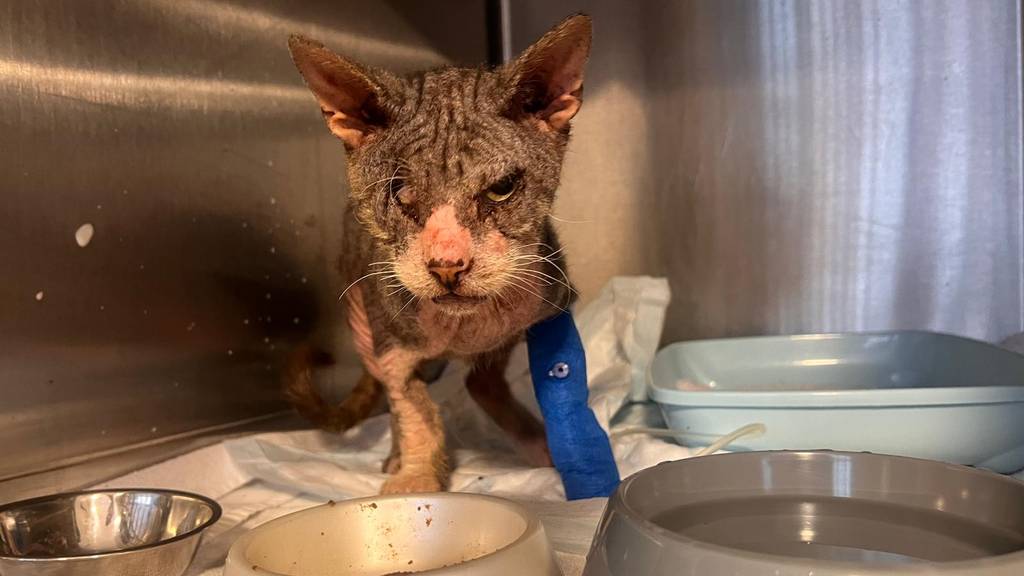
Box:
[286,14,592,493]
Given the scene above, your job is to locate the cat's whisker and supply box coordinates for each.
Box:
[549,213,593,224]
[542,247,566,260]
[510,266,577,294]
[509,246,565,262]
[507,264,575,302]
[494,289,512,309]
[503,274,567,313]
[523,253,572,284]
[360,163,406,196]
[507,283,568,314]
[360,174,399,194]
[514,242,556,252]
[338,270,394,301]
[508,252,573,287]
[391,294,418,321]
[545,262,573,289]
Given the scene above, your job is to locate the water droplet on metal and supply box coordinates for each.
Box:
[75,223,94,247]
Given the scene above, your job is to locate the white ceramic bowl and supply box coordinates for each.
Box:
[224,493,561,575]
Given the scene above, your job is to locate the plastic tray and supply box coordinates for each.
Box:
[647,331,1024,472]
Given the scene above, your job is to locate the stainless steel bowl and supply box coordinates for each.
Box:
[0,489,221,576]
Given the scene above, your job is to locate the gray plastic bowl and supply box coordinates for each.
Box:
[583,451,1024,575]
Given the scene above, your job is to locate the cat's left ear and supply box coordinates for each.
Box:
[505,14,592,133]
[288,34,388,151]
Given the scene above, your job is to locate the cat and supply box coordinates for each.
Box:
[284,14,591,494]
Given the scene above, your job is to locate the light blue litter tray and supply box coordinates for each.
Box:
[647,331,1024,473]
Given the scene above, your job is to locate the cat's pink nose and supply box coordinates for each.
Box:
[427,258,471,291]
[421,205,474,290]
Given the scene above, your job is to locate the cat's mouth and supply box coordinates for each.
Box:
[431,293,488,310]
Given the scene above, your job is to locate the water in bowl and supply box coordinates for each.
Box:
[651,495,1024,564]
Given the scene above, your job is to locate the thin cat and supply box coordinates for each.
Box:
[285,14,591,494]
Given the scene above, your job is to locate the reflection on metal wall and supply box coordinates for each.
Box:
[513,0,1023,344]
[0,0,485,484]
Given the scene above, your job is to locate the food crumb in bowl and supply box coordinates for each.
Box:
[425,518,432,527]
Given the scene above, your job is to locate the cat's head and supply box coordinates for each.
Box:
[288,15,590,315]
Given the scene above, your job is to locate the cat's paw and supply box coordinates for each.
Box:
[380,473,443,495]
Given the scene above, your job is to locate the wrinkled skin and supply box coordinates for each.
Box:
[287,14,591,493]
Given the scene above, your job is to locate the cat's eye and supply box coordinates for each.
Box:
[485,171,522,203]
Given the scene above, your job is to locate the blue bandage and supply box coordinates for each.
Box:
[527,311,620,500]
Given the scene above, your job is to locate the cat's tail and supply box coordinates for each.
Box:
[283,344,383,432]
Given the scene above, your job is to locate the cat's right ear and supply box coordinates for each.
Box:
[288,35,388,151]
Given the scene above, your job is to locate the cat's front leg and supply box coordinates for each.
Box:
[466,346,552,468]
[382,412,402,474]
[373,346,448,494]
[346,287,448,493]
